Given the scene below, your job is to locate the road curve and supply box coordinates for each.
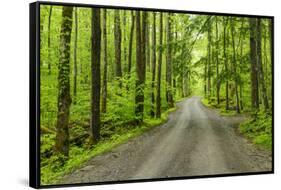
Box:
[60,96,272,184]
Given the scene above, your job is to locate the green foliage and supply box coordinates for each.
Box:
[239,111,272,150]
[40,107,177,185]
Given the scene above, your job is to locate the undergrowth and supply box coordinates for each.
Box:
[40,106,177,185]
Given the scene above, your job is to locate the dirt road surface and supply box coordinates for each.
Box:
[60,96,272,184]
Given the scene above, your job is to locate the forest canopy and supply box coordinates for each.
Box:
[39,5,273,185]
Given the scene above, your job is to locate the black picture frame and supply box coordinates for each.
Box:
[30,1,274,188]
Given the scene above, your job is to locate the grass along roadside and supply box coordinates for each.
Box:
[201,97,272,150]
[41,106,178,185]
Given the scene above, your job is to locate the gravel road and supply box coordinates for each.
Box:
[60,96,272,184]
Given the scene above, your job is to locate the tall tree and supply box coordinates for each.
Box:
[135,11,146,121]
[256,19,269,110]
[249,18,259,109]
[150,12,156,117]
[114,10,122,88]
[91,8,101,143]
[47,6,53,75]
[146,13,151,72]
[207,18,212,100]
[101,9,107,113]
[223,17,229,110]
[166,13,174,108]
[215,17,220,105]
[128,11,135,75]
[123,11,127,71]
[230,18,240,113]
[73,7,78,104]
[55,6,73,157]
[156,13,163,118]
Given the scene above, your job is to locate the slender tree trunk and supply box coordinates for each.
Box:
[91,8,101,143]
[215,17,220,105]
[223,17,229,110]
[230,18,240,113]
[101,9,107,113]
[146,13,151,72]
[166,13,174,108]
[135,11,146,122]
[73,7,78,104]
[156,13,163,118]
[123,11,127,72]
[256,19,269,110]
[150,12,156,117]
[204,58,207,97]
[47,6,53,75]
[128,11,135,75]
[239,19,245,110]
[55,6,73,157]
[249,18,259,110]
[114,10,122,89]
[207,19,212,101]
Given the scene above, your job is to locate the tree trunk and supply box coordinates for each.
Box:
[73,7,78,104]
[55,6,73,157]
[47,6,53,75]
[101,9,107,113]
[135,11,146,122]
[146,13,151,72]
[156,13,163,118]
[150,12,156,117]
[256,19,269,110]
[223,17,229,110]
[123,11,127,72]
[249,18,259,110]
[207,19,212,101]
[230,18,240,113]
[91,8,101,143]
[215,17,220,105]
[114,10,122,89]
[166,13,174,108]
[128,11,135,75]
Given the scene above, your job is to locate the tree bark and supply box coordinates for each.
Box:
[256,19,269,110]
[128,11,135,75]
[223,17,229,110]
[47,6,53,75]
[156,13,163,118]
[101,9,107,113]
[91,8,101,143]
[215,17,220,105]
[135,11,146,121]
[114,10,122,89]
[249,18,259,110]
[207,18,212,101]
[55,6,73,157]
[230,18,240,113]
[166,13,174,108]
[150,12,156,117]
[73,7,78,104]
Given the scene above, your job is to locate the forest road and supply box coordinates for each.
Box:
[60,96,272,184]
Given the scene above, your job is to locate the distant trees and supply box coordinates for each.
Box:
[41,6,272,163]
[55,6,73,157]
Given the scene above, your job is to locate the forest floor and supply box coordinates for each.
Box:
[59,96,272,184]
